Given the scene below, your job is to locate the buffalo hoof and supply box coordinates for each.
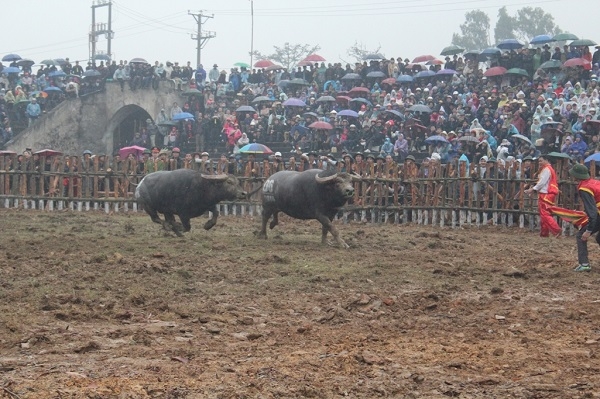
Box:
[203,220,216,230]
[257,232,267,239]
[269,220,278,230]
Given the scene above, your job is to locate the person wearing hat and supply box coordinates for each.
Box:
[25,97,41,127]
[272,151,285,172]
[525,154,561,238]
[146,146,167,172]
[568,163,600,271]
[169,147,183,170]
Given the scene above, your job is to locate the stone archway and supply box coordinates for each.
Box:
[105,104,152,154]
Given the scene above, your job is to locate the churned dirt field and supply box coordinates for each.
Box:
[1,208,600,398]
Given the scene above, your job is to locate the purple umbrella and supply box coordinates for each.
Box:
[436,69,457,75]
[282,98,306,107]
[338,109,359,118]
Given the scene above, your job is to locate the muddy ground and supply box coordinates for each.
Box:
[0,208,599,398]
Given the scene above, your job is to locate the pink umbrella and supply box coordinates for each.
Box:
[297,60,314,67]
[483,66,507,77]
[562,58,590,68]
[381,77,397,85]
[34,149,63,157]
[119,145,147,160]
[412,55,435,63]
[303,54,326,62]
[308,121,333,130]
[254,59,274,68]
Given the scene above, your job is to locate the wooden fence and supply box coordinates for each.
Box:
[0,154,591,234]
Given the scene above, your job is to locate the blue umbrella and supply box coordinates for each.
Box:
[425,135,449,144]
[584,153,600,164]
[480,48,502,57]
[3,66,20,74]
[363,53,385,60]
[338,109,359,118]
[172,112,195,121]
[383,109,405,120]
[2,53,21,62]
[82,69,101,77]
[282,98,306,107]
[48,70,66,77]
[396,74,414,83]
[497,39,523,50]
[43,86,63,93]
[436,69,457,75]
[415,70,436,79]
[366,71,386,78]
[530,35,555,45]
[350,98,372,106]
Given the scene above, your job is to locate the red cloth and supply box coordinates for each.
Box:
[538,193,561,237]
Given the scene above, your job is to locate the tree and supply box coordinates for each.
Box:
[452,10,491,50]
[346,41,382,63]
[494,6,516,43]
[250,42,321,71]
[513,7,561,43]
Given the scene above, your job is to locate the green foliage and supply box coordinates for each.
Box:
[493,6,561,44]
[494,6,516,43]
[452,10,491,51]
[250,42,321,70]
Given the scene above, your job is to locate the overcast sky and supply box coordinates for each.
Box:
[1,0,596,69]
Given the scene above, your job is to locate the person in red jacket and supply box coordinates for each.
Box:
[525,154,561,237]
[569,164,600,272]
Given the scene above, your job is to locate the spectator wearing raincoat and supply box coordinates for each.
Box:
[569,134,588,161]
[393,133,408,162]
[380,137,394,157]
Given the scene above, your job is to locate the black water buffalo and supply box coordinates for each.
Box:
[258,169,359,248]
[135,170,246,236]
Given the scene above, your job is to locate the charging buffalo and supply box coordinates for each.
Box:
[136,170,246,236]
[258,169,360,248]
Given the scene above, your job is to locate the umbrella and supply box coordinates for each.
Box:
[236,105,256,112]
[512,134,532,145]
[48,70,66,77]
[172,112,195,121]
[234,62,250,68]
[251,96,272,103]
[436,69,457,75]
[338,110,359,118]
[16,59,34,67]
[0,150,17,155]
[547,151,572,159]
[238,143,273,154]
[562,58,589,68]
[349,87,370,96]
[426,59,444,66]
[82,69,101,77]
[480,48,502,57]
[254,59,274,68]
[570,39,597,47]
[414,70,436,79]
[54,58,67,65]
[506,68,529,77]
[584,153,600,164]
[363,53,385,60]
[181,88,203,96]
[341,73,362,81]
[583,120,600,134]
[2,53,21,62]
[34,149,62,157]
[530,35,555,45]
[308,121,333,130]
[129,57,148,64]
[350,98,372,106]
[553,32,578,41]
[397,74,414,83]
[297,60,314,67]
[381,77,397,85]
[366,71,386,78]
[39,59,57,66]
[497,39,524,50]
[43,86,63,93]
[119,145,147,160]
[288,78,310,86]
[412,55,435,63]
[29,91,48,99]
[94,54,111,61]
[383,109,405,120]
[336,95,352,103]
[539,59,562,69]
[282,98,306,107]
[158,120,178,127]
[425,135,449,144]
[264,64,283,71]
[303,111,318,118]
[408,104,432,113]
[303,54,326,62]
[316,95,336,102]
[483,66,507,77]
[440,45,465,56]
[3,66,20,74]
[457,135,479,143]
[464,49,482,58]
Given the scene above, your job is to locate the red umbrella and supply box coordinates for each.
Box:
[348,87,370,97]
[265,64,283,71]
[303,54,326,62]
[308,121,333,130]
[381,77,397,85]
[406,63,424,70]
[483,66,507,77]
[562,58,590,68]
[254,59,274,68]
[297,60,313,67]
[412,55,435,63]
[426,59,444,66]
[0,150,16,155]
[34,149,63,157]
[336,95,352,103]
[119,145,147,160]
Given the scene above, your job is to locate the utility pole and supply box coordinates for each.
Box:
[90,0,114,63]
[250,0,254,69]
[188,10,216,67]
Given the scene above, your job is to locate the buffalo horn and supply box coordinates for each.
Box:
[201,173,229,181]
[315,172,338,184]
